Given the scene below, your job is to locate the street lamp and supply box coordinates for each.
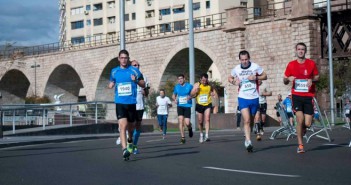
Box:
[31,61,40,97]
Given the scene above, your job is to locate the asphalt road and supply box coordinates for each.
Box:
[0,128,350,185]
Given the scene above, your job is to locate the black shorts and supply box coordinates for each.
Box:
[346,114,350,119]
[196,103,212,114]
[136,110,144,122]
[259,103,267,114]
[115,103,136,122]
[292,95,314,115]
[177,106,191,118]
[287,112,294,118]
[276,111,280,117]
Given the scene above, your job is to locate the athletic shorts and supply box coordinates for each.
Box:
[196,103,212,114]
[238,97,259,116]
[115,103,136,122]
[345,113,350,119]
[292,95,314,115]
[259,103,267,114]
[177,106,191,118]
[276,111,280,117]
[287,112,294,118]
[136,109,144,122]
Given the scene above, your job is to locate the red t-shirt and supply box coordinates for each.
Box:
[284,59,319,97]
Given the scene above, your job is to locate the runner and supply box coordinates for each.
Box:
[282,92,294,126]
[108,50,145,160]
[156,89,172,139]
[255,80,272,140]
[275,94,283,126]
[172,74,194,144]
[228,50,267,152]
[130,60,148,154]
[283,42,319,154]
[191,73,214,143]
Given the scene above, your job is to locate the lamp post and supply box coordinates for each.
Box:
[31,61,40,97]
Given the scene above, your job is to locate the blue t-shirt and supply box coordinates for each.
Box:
[283,97,292,113]
[110,65,143,104]
[173,82,193,107]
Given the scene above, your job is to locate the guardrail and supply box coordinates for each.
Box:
[313,0,351,14]
[0,101,119,135]
[246,0,292,21]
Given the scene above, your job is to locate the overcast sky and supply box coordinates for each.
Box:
[0,0,59,46]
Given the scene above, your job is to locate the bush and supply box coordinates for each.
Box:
[25,95,51,104]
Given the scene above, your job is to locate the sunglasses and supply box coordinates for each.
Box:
[132,64,139,67]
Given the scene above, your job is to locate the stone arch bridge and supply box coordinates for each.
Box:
[1,0,342,117]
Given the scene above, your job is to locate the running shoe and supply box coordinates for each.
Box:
[133,145,139,154]
[122,148,130,161]
[199,135,204,143]
[188,126,193,138]
[162,134,166,140]
[180,137,186,144]
[245,140,253,152]
[297,145,305,154]
[116,137,121,145]
[204,137,210,142]
[256,134,262,141]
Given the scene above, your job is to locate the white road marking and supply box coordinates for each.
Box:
[146,139,165,143]
[203,167,301,178]
[322,143,349,147]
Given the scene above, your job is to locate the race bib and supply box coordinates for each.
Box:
[178,96,188,104]
[117,82,132,96]
[294,79,308,92]
[198,94,208,104]
[241,79,256,92]
[287,106,292,112]
[346,109,350,114]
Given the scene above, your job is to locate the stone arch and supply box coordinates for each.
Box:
[44,64,83,103]
[0,69,30,104]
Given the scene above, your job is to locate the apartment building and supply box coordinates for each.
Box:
[58,0,252,45]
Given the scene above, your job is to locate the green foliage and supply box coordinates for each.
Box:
[160,80,176,98]
[145,89,159,118]
[25,95,51,104]
[316,73,328,91]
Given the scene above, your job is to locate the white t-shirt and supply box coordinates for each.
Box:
[258,82,270,104]
[231,62,264,99]
[156,96,172,115]
[136,76,149,110]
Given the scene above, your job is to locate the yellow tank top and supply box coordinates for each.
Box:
[196,83,212,106]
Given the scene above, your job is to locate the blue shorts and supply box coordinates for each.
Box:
[238,97,259,116]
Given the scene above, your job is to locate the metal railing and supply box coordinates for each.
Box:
[0,101,117,134]
[246,0,292,21]
[0,12,226,59]
[313,0,351,14]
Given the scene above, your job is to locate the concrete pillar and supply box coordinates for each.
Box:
[290,0,315,20]
[223,6,247,32]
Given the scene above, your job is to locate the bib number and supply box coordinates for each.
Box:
[241,79,256,92]
[198,94,208,104]
[295,79,308,92]
[117,83,132,96]
[178,96,188,105]
[287,106,292,112]
[159,105,166,112]
[346,109,350,114]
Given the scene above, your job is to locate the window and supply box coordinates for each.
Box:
[159,8,171,16]
[107,1,115,8]
[194,19,201,28]
[93,3,102,11]
[71,7,84,15]
[71,20,84,29]
[94,18,103,26]
[108,16,115,24]
[71,36,85,45]
[160,23,171,32]
[86,19,91,26]
[86,5,91,11]
[173,6,185,14]
[145,10,155,18]
[174,20,185,31]
[206,18,211,26]
[240,2,247,7]
[254,8,261,17]
[125,14,129,21]
[206,1,210,9]
[132,13,136,20]
[193,2,200,11]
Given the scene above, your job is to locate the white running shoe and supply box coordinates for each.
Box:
[199,135,204,143]
[116,137,121,145]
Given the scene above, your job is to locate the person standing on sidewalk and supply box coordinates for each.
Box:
[228,50,267,152]
[156,89,172,139]
[283,42,319,154]
[191,73,214,143]
[172,74,194,144]
[108,50,145,160]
